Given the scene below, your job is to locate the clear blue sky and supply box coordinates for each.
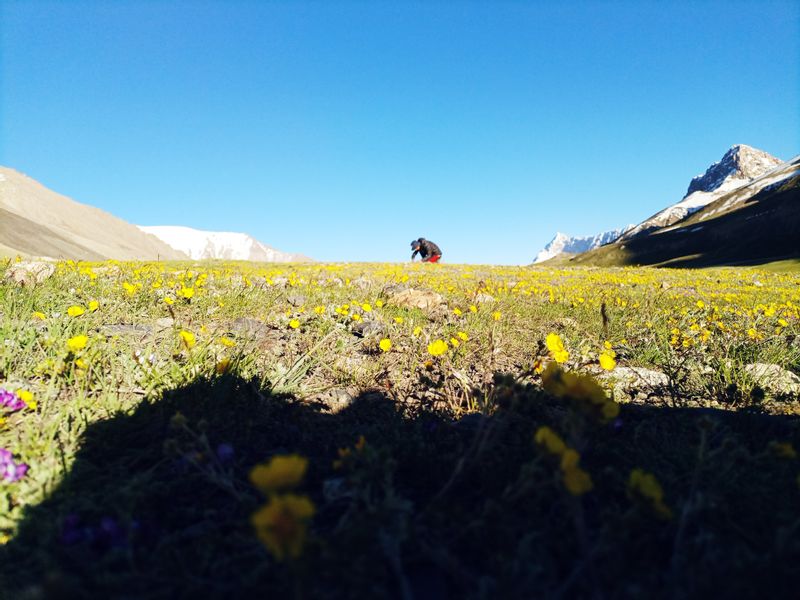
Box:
[1,1,798,264]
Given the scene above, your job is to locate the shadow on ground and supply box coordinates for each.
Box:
[2,375,800,599]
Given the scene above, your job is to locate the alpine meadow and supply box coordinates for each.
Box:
[1,258,799,597]
[1,1,799,598]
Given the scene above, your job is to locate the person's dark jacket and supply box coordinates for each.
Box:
[411,238,442,261]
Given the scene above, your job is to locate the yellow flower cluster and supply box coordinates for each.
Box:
[249,454,315,561]
[541,362,620,422]
[427,339,449,357]
[534,426,593,496]
[599,341,616,371]
[628,469,672,519]
[545,333,569,364]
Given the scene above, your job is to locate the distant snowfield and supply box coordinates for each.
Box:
[138,225,311,262]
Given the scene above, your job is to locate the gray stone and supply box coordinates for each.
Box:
[745,363,800,397]
[228,317,270,339]
[600,366,670,402]
[4,261,55,286]
[388,288,445,311]
[316,388,355,413]
[155,317,175,330]
[350,320,385,338]
[286,293,307,307]
[101,323,154,337]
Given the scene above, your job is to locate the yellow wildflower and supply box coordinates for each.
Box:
[67,305,85,317]
[534,426,566,455]
[379,338,392,352]
[251,494,315,561]
[88,300,99,312]
[457,331,468,341]
[492,311,501,321]
[362,303,372,312]
[545,333,569,364]
[629,468,672,519]
[66,335,88,353]
[17,390,36,410]
[427,339,449,357]
[599,352,617,371]
[413,326,423,337]
[179,330,196,349]
[563,466,593,496]
[770,441,797,459]
[289,319,301,329]
[219,337,237,347]
[250,454,309,494]
[32,311,46,320]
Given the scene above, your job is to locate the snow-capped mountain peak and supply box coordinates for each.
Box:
[138,226,312,262]
[685,144,782,196]
[533,227,632,264]
[620,144,782,240]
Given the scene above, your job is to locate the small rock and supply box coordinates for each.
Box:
[101,323,154,337]
[155,317,175,330]
[4,261,55,286]
[381,283,409,297]
[316,388,355,413]
[286,293,307,307]
[474,293,495,304]
[745,363,800,397]
[388,288,445,311]
[350,320,385,338]
[600,366,670,402]
[351,277,372,291]
[228,317,270,339]
[555,317,579,329]
[271,277,289,288]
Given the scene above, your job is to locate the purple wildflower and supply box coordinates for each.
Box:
[215,442,235,463]
[0,388,25,412]
[0,447,29,482]
[60,514,88,545]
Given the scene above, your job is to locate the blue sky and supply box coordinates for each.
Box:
[1,1,798,264]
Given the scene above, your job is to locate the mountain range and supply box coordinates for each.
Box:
[535,144,800,267]
[139,226,312,263]
[533,227,633,264]
[0,166,309,262]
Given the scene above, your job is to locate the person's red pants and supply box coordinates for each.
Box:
[423,255,441,263]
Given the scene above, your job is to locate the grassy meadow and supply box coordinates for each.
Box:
[1,258,799,598]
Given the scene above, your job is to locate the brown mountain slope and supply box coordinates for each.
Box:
[0,167,187,260]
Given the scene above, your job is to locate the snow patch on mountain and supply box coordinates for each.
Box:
[533,227,633,264]
[621,145,783,240]
[697,155,800,222]
[138,226,312,262]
